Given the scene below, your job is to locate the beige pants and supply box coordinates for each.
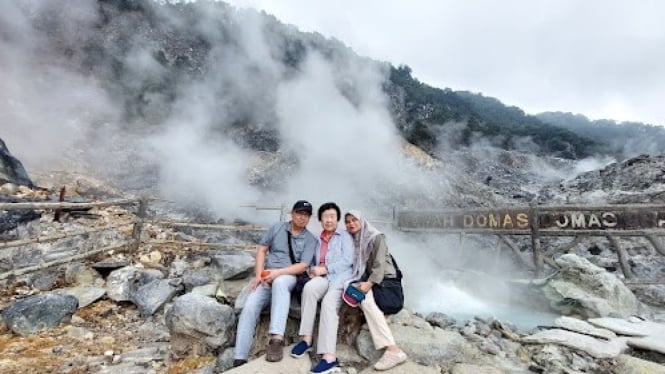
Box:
[360,289,396,349]
[299,276,344,354]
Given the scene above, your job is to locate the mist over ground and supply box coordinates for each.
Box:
[0,0,610,322]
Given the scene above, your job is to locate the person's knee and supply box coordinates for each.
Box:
[272,275,293,290]
[242,294,266,315]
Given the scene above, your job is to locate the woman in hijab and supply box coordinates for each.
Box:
[344,210,407,371]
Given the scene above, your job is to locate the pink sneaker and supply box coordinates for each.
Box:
[374,349,407,371]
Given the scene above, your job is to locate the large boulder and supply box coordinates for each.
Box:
[0,138,33,187]
[541,254,638,318]
[165,293,236,358]
[356,310,475,366]
[2,293,78,335]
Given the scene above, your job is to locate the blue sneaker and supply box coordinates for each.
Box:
[290,340,312,358]
[311,358,339,374]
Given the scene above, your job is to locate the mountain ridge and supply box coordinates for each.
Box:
[4,0,657,163]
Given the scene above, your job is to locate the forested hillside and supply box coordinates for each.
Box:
[387,66,603,159]
[7,0,653,162]
[537,112,665,159]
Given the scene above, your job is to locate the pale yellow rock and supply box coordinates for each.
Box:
[0,183,17,194]
[451,363,506,374]
[613,354,665,374]
[359,360,440,374]
[226,346,311,374]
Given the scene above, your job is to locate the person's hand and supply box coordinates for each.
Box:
[263,268,281,284]
[248,276,263,291]
[311,265,327,277]
[354,281,372,294]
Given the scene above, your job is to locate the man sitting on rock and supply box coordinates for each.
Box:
[233,200,318,367]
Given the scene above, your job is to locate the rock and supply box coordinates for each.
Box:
[65,262,105,286]
[0,209,40,240]
[358,360,440,373]
[627,335,665,355]
[587,317,653,336]
[521,328,629,358]
[0,138,33,187]
[335,343,368,366]
[137,320,171,342]
[541,254,638,318]
[425,311,456,329]
[117,345,169,365]
[225,348,311,373]
[191,283,218,298]
[211,251,255,280]
[2,293,78,335]
[451,363,506,374]
[30,271,59,291]
[613,354,665,374]
[216,348,235,372]
[357,324,472,365]
[65,325,94,340]
[95,361,157,374]
[0,183,18,194]
[165,293,236,358]
[52,286,106,308]
[106,266,140,302]
[131,279,180,317]
[106,267,164,302]
[183,269,213,290]
[91,260,130,276]
[139,250,163,267]
[629,284,665,308]
[553,316,617,340]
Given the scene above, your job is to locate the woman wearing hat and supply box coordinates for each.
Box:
[290,202,355,374]
[343,210,407,371]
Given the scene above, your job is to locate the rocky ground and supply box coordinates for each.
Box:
[3,152,665,373]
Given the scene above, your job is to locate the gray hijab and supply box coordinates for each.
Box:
[346,210,381,281]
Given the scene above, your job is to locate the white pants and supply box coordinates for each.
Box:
[298,276,344,354]
[360,289,396,349]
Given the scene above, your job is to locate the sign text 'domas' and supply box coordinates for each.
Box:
[396,209,665,231]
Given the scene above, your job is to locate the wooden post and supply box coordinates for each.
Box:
[131,198,148,254]
[607,235,634,279]
[499,234,536,270]
[492,235,502,273]
[53,186,66,222]
[457,231,466,263]
[646,234,665,256]
[529,204,544,276]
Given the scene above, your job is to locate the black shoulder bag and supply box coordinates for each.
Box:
[371,254,404,315]
[287,231,311,296]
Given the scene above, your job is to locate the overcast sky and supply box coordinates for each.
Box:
[225,0,665,126]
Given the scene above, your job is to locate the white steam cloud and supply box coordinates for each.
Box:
[0,0,584,324]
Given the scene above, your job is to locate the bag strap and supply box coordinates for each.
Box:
[287,230,297,264]
[390,254,403,280]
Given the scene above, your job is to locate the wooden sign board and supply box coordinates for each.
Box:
[396,207,665,232]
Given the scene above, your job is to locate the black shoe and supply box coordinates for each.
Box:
[265,338,285,362]
[233,359,247,367]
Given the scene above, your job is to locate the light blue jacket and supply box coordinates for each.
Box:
[314,229,355,290]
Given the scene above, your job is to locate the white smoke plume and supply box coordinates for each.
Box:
[0,0,567,323]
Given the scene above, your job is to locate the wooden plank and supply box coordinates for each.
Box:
[0,221,135,249]
[146,240,256,250]
[146,220,266,231]
[0,198,140,211]
[0,242,131,280]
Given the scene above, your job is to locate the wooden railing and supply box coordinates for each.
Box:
[0,198,278,280]
[394,204,665,282]
[3,198,665,285]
